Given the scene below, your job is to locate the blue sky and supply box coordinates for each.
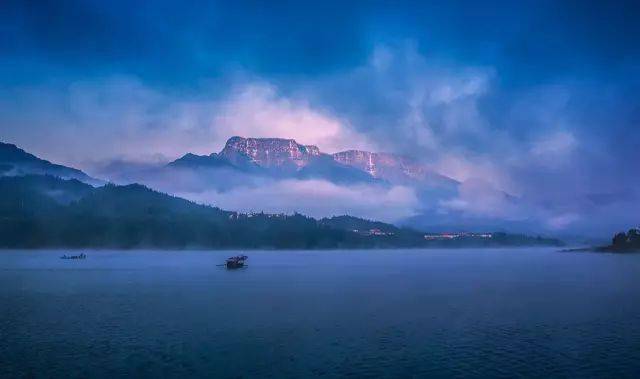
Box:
[1,0,639,236]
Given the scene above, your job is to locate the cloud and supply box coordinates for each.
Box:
[91,161,420,223]
[546,213,581,230]
[0,77,373,169]
[437,178,526,220]
[432,153,516,194]
[0,77,218,166]
[176,179,420,223]
[530,131,577,167]
[211,83,374,152]
[297,42,496,157]
[1,42,638,237]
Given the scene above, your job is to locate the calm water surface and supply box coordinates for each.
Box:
[1,248,640,378]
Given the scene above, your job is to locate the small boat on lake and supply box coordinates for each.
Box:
[60,253,87,260]
[225,255,247,269]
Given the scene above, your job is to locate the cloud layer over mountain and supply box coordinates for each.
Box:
[1,1,639,237]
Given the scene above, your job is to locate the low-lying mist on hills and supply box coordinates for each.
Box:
[0,174,563,249]
[86,136,530,233]
[0,138,631,244]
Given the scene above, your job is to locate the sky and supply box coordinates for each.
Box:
[1,0,639,237]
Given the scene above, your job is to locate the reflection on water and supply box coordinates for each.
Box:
[1,249,640,377]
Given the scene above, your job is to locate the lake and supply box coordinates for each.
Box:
[1,248,640,377]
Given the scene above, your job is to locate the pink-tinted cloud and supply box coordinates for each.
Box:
[211,83,375,153]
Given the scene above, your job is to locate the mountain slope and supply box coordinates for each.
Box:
[296,154,379,184]
[0,142,101,185]
[0,176,422,249]
[0,175,562,249]
[220,136,320,170]
[166,136,456,187]
[332,150,458,189]
[168,153,237,170]
[166,137,380,183]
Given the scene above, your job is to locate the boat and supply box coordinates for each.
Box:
[225,255,248,269]
[60,253,87,260]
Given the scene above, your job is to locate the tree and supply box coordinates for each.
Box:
[612,232,628,247]
[628,229,640,247]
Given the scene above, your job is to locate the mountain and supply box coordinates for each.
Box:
[220,136,320,170]
[166,136,456,187]
[168,153,236,170]
[0,142,101,185]
[332,150,458,189]
[0,175,562,249]
[167,136,379,183]
[296,154,376,184]
[0,175,423,249]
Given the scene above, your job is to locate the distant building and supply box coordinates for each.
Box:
[352,228,395,236]
[424,232,493,240]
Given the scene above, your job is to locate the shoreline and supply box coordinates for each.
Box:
[560,246,640,254]
[0,245,565,252]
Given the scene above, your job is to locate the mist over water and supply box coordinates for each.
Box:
[2,249,640,377]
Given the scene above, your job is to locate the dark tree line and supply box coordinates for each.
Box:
[610,229,640,251]
[0,175,563,249]
[0,176,424,249]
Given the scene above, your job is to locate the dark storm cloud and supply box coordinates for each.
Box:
[0,0,368,84]
[4,1,640,84]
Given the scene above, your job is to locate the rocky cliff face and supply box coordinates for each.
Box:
[168,136,457,188]
[220,136,321,169]
[333,150,427,179]
[332,150,378,176]
[332,150,457,187]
